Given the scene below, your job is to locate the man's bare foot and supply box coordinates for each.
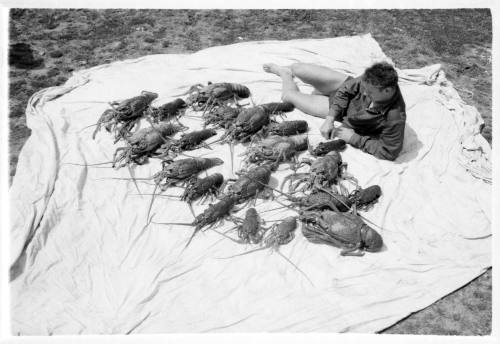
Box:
[263,63,292,77]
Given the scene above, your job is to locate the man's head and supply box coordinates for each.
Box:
[361,62,398,103]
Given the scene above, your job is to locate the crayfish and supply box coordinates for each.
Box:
[281,151,349,192]
[225,163,276,204]
[92,90,158,141]
[185,82,250,112]
[139,156,225,225]
[213,208,268,245]
[148,98,187,123]
[162,128,218,157]
[244,135,309,166]
[181,173,225,204]
[299,210,383,256]
[310,139,346,156]
[112,122,185,168]
[275,186,352,213]
[267,120,308,136]
[153,194,238,250]
[152,157,224,191]
[222,102,295,143]
[203,105,242,129]
[348,185,382,211]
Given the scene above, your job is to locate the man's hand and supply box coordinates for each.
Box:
[335,126,355,142]
[320,117,336,139]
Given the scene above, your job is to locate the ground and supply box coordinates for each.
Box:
[7,9,492,335]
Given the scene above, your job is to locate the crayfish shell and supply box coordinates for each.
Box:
[300,210,361,249]
[349,185,382,209]
[310,139,346,156]
[259,102,295,114]
[300,210,383,253]
[268,120,308,136]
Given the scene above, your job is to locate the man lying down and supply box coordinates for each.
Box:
[263,61,406,161]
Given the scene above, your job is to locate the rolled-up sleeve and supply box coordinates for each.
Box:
[348,113,406,161]
[328,77,360,121]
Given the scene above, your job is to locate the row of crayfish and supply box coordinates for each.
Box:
[89,82,252,168]
[83,81,385,263]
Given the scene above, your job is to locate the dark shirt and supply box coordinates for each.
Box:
[328,76,406,161]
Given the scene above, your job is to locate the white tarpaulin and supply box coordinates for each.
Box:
[9,34,491,334]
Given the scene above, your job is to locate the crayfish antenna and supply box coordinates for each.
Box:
[98,177,154,181]
[276,250,315,287]
[182,227,201,252]
[209,228,243,244]
[78,123,99,133]
[316,186,352,213]
[216,246,268,259]
[259,205,289,214]
[188,202,196,219]
[127,164,142,198]
[152,221,193,226]
[244,176,294,201]
[129,193,180,198]
[205,137,225,147]
[229,142,235,176]
[146,184,159,226]
[62,161,114,167]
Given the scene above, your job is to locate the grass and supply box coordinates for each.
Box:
[8,8,492,335]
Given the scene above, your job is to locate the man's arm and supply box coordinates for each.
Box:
[348,114,406,161]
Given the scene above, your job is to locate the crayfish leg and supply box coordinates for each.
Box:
[340,246,365,257]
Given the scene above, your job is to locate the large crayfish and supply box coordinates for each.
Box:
[203,105,241,129]
[153,157,224,190]
[299,210,383,256]
[154,195,238,250]
[245,135,308,165]
[181,173,225,204]
[162,128,218,157]
[223,102,295,143]
[281,151,347,192]
[310,139,346,156]
[225,163,276,204]
[186,82,250,111]
[112,122,184,168]
[267,120,308,136]
[93,90,158,141]
[148,98,187,123]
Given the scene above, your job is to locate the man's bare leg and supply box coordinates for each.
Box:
[263,63,330,118]
[290,63,349,95]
